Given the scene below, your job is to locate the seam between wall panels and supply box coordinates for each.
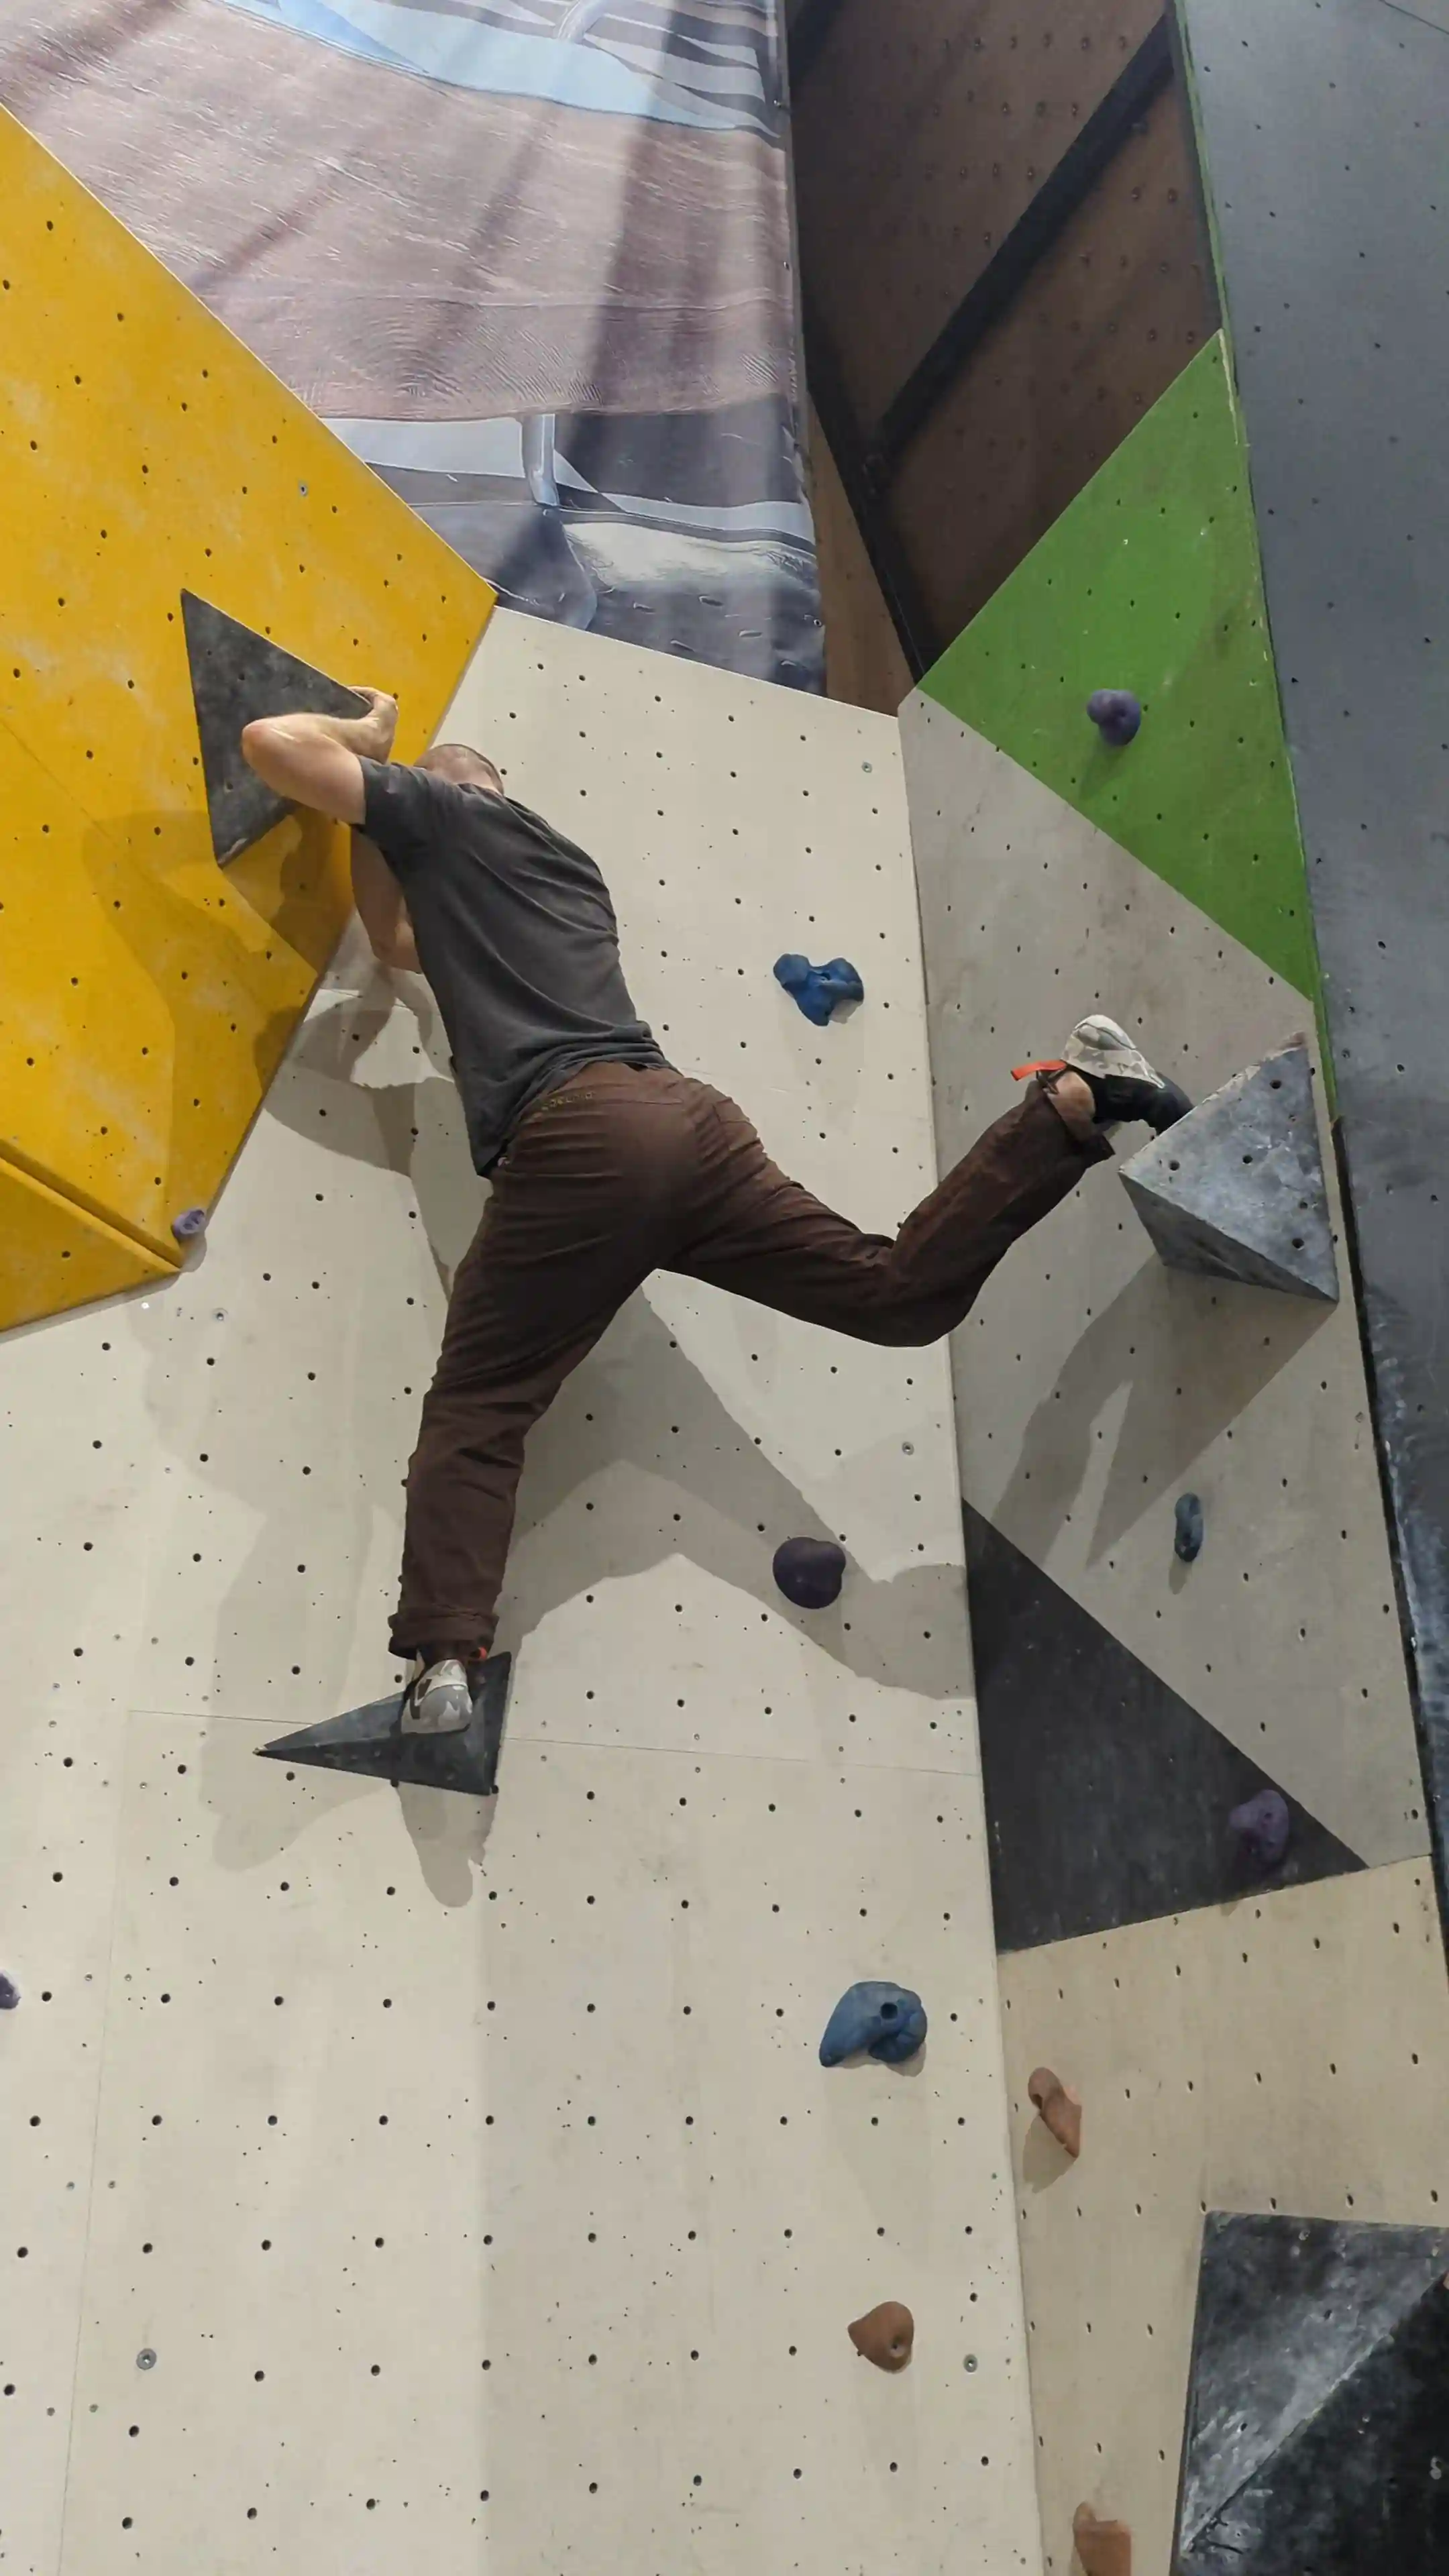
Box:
[0,1138,182,1271]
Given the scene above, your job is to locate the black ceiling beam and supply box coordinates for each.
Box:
[802,290,938,682]
[788,0,849,91]
[869,13,1175,477]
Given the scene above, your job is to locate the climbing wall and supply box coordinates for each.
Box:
[0,109,493,1330]
[0,610,1040,2575]
[1173,0,1449,1959]
[901,329,1449,2569]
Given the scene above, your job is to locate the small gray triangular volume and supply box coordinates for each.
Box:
[1120,1038,1338,1302]
[182,590,366,865]
[257,1652,512,1798]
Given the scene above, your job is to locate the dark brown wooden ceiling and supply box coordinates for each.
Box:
[789,0,1218,680]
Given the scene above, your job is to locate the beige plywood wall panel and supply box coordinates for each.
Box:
[56,1720,1038,2575]
[998,1864,1449,2570]
[0,1707,127,2575]
[1,611,1041,2574]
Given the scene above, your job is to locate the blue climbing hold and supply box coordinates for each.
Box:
[0,1974,19,2010]
[171,1206,208,1244]
[1087,689,1142,748]
[819,1980,927,2067]
[773,1536,847,1609]
[1229,1788,1291,1871]
[773,953,864,1028]
[1174,1493,1204,1562]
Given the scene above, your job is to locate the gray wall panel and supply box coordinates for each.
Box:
[1177,0,1449,1896]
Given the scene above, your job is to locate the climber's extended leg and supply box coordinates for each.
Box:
[672,1018,1187,1344]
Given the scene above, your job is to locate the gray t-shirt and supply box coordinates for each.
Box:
[360,761,665,1173]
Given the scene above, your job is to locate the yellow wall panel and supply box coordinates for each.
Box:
[0,107,493,1274]
[0,1152,174,1335]
[0,719,339,1257]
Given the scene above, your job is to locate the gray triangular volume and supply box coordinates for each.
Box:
[181,590,366,865]
[1120,1038,1338,1301]
[965,1506,1360,1951]
[257,1652,511,1797]
[1175,2212,1449,2568]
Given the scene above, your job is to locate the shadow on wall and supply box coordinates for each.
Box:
[500,1289,970,1706]
[266,977,974,1699]
[199,1724,504,1915]
[54,808,343,1254]
[178,971,971,1903]
[989,1254,1333,1570]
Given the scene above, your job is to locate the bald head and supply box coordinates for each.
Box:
[420,742,504,794]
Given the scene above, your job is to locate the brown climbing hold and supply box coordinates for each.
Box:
[1073,2503,1131,2576]
[1028,2065,1081,2157]
[847,2301,914,2371]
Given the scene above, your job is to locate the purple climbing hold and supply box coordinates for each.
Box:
[0,1974,19,2010]
[1087,689,1142,749]
[773,1537,847,1609]
[1229,1788,1291,1872]
[171,1206,208,1244]
[773,953,864,1028]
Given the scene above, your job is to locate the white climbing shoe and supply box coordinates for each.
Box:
[1053,1015,1192,1134]
[400,1656,474,1735]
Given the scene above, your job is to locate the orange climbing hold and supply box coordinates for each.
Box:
[1028,2064,1082,2157]
[1073,2503,1132,2575]
[847,2301,914,2371]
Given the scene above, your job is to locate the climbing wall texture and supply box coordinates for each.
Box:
[900,313,1449,2565]
[0,111,492,1329]
[998,1865,1449,2571]
[0,610,1040,2575]
[1172,0,1449,1931]
[902,347,1421,1895]
[917,336,1317,1004]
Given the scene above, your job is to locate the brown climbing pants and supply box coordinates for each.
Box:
[390,1061,1111,1658]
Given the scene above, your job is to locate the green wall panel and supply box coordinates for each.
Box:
[918,335,1320,1005]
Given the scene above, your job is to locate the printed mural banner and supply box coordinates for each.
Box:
[0,0,822,690]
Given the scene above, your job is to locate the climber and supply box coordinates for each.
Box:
[241,688,1189,1734]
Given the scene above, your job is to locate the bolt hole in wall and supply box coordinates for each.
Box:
[0,609,1044,2575]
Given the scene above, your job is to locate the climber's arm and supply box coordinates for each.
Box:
[239,688,398,826]
[351,831,421,973]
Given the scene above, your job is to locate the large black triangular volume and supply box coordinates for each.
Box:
[181,590,367,865]
[965,1507,1362,1949]
[1175,2212,1449,2574]
[257,1652,512,1797]
[1120,1037,1338,1302]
